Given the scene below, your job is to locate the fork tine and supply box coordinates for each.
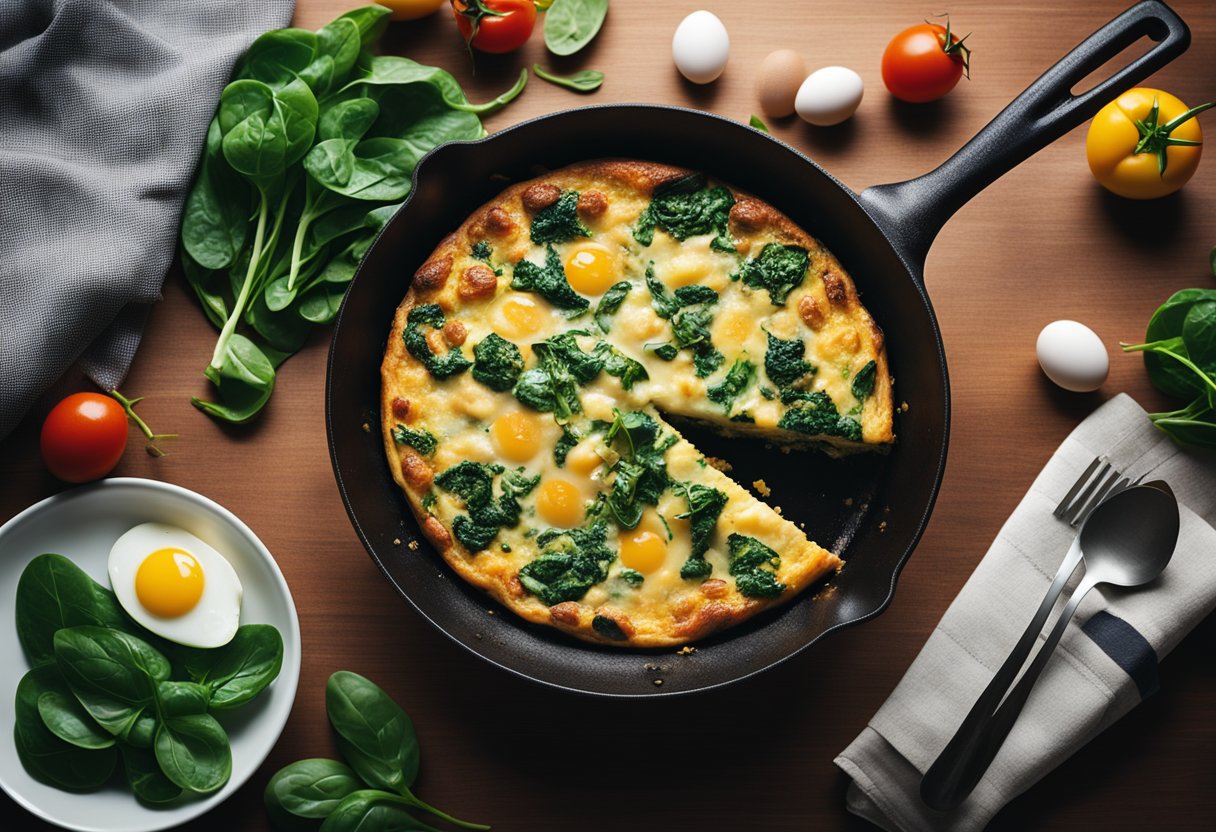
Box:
[1061,459,1112,524]
[1069,467,1123,527]
[1054,457,1104,519]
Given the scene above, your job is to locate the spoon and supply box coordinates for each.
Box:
[921,481,1179,811]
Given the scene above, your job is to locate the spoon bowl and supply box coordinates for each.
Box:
[1079,480,1179,588]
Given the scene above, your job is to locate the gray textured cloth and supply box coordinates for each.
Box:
[836,393,1216,831]
[0,0,294,438]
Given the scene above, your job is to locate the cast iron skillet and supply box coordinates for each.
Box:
[327,2,1188,697]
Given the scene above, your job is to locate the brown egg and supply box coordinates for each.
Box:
[755,49,807,119]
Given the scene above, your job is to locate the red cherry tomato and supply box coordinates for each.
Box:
[452,0,536,54]
[40,393,128,483]
[882,20,972,103]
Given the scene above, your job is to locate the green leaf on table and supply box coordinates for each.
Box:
[264,758,364,829]
[533,64,604,93]
[192,333,277,423]
[325,671,420,794]
[544,0,609,56]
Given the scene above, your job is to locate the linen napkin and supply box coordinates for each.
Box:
[0,0,294,440]
[835,392,1216,832]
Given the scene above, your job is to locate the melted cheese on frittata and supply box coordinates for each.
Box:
[382,163,891,645]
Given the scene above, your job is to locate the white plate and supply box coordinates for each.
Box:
[0,478,301,831]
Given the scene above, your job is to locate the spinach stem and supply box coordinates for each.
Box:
[1156,346,1216,395]
[399,790,491,831]
[286,210,313,293]
[211,190,268,368]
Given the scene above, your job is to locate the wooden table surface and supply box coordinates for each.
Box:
[4,1,1215,829]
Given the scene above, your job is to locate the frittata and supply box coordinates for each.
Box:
[381,160,892,647]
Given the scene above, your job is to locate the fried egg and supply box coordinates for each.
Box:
[108,522,243,648]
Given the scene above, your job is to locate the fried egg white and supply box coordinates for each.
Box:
[108,522,243,648]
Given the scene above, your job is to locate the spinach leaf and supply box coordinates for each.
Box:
[512,333,600,422]
[240,28,317,90]
[265,758,364,829]
[16,553,129,666]
[594,342,648,390]
[618,568,644,586]
[707,358,756,412]
[472,333,525,391]
[392,425,438,456]
[14,667,117,791]
[644,264,723,376]
[511,245,590,311]
[192,332,277,423]
[157,681,211,717]
[119,743,183,804]
[634,174,735,252]
[435,462,538,551]
[530,190,590,244]
[851,359,878,400]
[734,243,810,305]
[749,114,770,132]
[594,281,631,333]
[318,791,450,832]
[326,671,420,794]
[404,304,473,379]
[518,521,615,605]
[543,0,609,56]
[53,626,169,737]
[182,118,250,270]
[154,713,232,794]
[727,533,787,598]
[675,483,728,579]
[778,389,862,441]
[554,427,580,467]
[533,64,604,92]
[174,623,285,710]
[336,4,391,47]
[764,332,813,388]
[592,615,629,641]
[37,688,115,750]
[126,713,157,750]
[602,410,675,529]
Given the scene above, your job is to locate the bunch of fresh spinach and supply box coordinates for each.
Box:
[265,671,489,831]
[13,554,283,801]
[1122,287,1216,447]
[181,5,526,422]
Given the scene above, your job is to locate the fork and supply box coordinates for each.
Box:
[920,456,1138,810]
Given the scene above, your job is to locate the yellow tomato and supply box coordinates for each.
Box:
[375,0,446,21]
[1085,88,1212,200]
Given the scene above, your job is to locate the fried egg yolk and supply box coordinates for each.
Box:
[498,296,545,338]
[563,243,618,295]
[619,517,669,574]
[565,439,605,477]
[491,411,542,462]
[134,548,205,618]
[536,479,583,528]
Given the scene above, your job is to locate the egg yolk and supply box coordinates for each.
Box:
[563,243,618,295]
[536,479,584,528]
[714,310,753,346]
[565,440,604,476]
[135,548,204,618]
[491,411,542,462]
[620,529,668,574]
[499,296,544,337]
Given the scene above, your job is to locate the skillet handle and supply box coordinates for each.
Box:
[858,0,1190,274]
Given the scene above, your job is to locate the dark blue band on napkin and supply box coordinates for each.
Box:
[1082,610,1159,699]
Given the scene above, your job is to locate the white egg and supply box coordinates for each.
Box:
[1036,320,1110,392]
[795,66,864,126]
[108,522,243,648]
[672,10,730,84]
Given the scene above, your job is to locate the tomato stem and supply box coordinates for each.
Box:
[931,13,972,79]
[455,0,507,66]
[108,389,178,457]
[1132,96,1214,176]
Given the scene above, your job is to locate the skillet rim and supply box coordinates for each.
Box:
[325,102,951,698]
